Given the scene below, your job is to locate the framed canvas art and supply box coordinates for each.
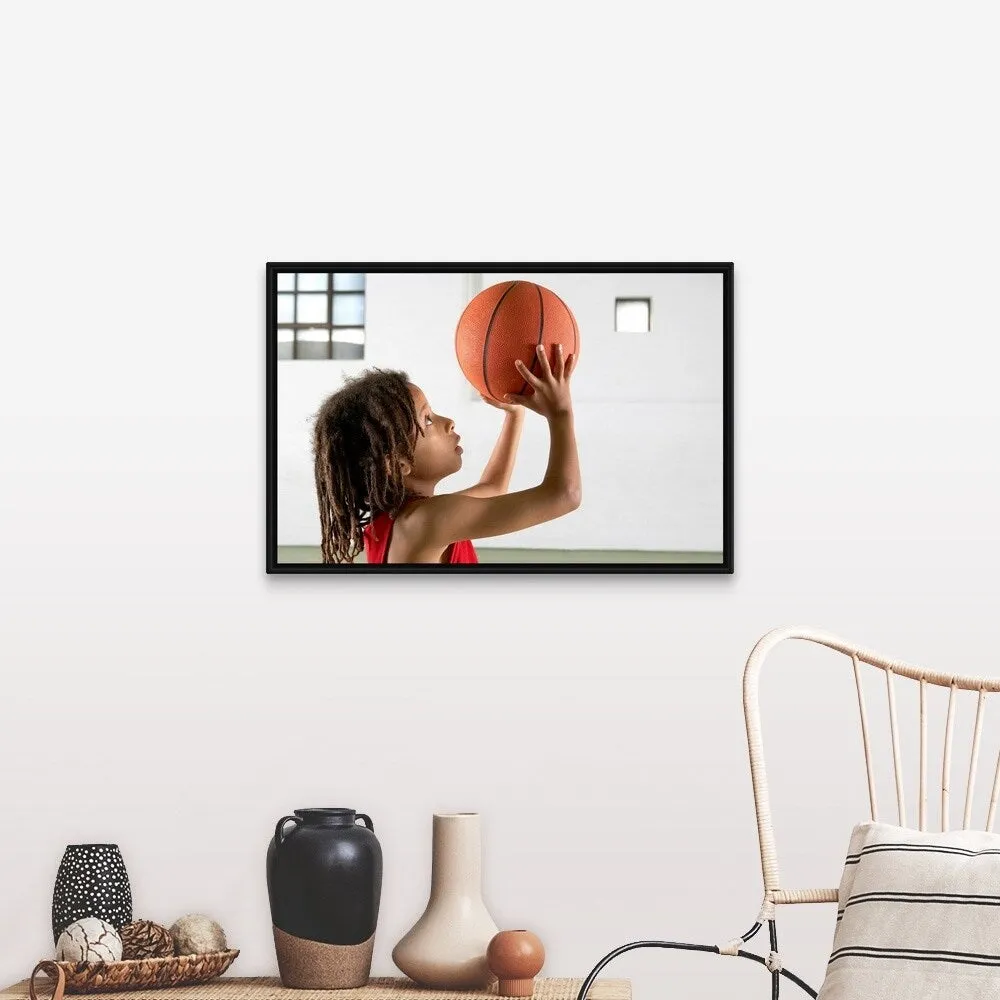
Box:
[266,263,733,574]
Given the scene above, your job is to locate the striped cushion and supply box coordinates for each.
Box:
[817,821,1000,999]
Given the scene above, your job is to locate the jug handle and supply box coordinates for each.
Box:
[356,813,374,831]
[275,815,302,845]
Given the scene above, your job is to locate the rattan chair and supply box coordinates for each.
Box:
[576,625,1000,999]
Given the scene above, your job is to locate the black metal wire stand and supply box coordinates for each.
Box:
[574,917,818,1000]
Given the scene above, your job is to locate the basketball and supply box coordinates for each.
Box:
[455,280,579,401]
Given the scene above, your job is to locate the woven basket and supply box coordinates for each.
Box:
[29,951,239,997]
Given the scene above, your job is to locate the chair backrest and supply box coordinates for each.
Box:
[743,626,1000,907]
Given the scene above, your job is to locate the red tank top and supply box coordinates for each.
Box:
[363,508,479,565]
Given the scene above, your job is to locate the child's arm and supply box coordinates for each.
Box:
[453,402,524,498]
[401,344,581,547]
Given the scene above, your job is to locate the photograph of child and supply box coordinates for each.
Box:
[268,265,732,573]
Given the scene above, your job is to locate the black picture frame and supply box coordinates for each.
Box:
[266,262,734,574]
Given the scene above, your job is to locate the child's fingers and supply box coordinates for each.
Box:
[514,358,544,390]
[534,343,554,381]
[563,353,576,379]
[504,392,536,411]
[552,342,565,379]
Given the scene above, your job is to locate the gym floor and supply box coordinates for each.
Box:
[277,546,723,565]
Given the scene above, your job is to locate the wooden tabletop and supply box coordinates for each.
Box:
[1,976,631,1000]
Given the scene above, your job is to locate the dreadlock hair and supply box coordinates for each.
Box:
[313,368,420,564]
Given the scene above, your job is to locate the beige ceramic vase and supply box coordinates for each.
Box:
[392,813,499,989]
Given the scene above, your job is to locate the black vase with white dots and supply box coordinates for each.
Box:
[51,843,133,944]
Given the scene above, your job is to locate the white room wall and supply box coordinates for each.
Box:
[278,271,722,552]
[2,4,998,1000]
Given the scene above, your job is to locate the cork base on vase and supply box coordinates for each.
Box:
[273,925,374,989]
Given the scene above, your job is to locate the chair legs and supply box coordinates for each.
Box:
[574,916,818,1000]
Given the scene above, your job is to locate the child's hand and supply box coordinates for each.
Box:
[505,343,575,419]
[480,393,522,414]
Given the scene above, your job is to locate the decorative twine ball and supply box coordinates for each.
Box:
[120,919,174,960]
[169,914,227,956]
[55,917,124,963]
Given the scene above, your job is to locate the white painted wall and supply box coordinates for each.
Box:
[3,5,999,1000]
[278,271,722,551]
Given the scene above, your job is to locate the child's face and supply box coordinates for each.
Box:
[407,384,463,482]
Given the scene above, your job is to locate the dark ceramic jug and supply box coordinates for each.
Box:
[267,807,382,989]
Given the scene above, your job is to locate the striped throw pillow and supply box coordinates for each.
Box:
[817,821,1000,999]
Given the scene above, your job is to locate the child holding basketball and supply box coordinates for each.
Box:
[313,343,580,564]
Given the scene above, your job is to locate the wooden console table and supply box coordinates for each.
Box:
[0,977,630,1000]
